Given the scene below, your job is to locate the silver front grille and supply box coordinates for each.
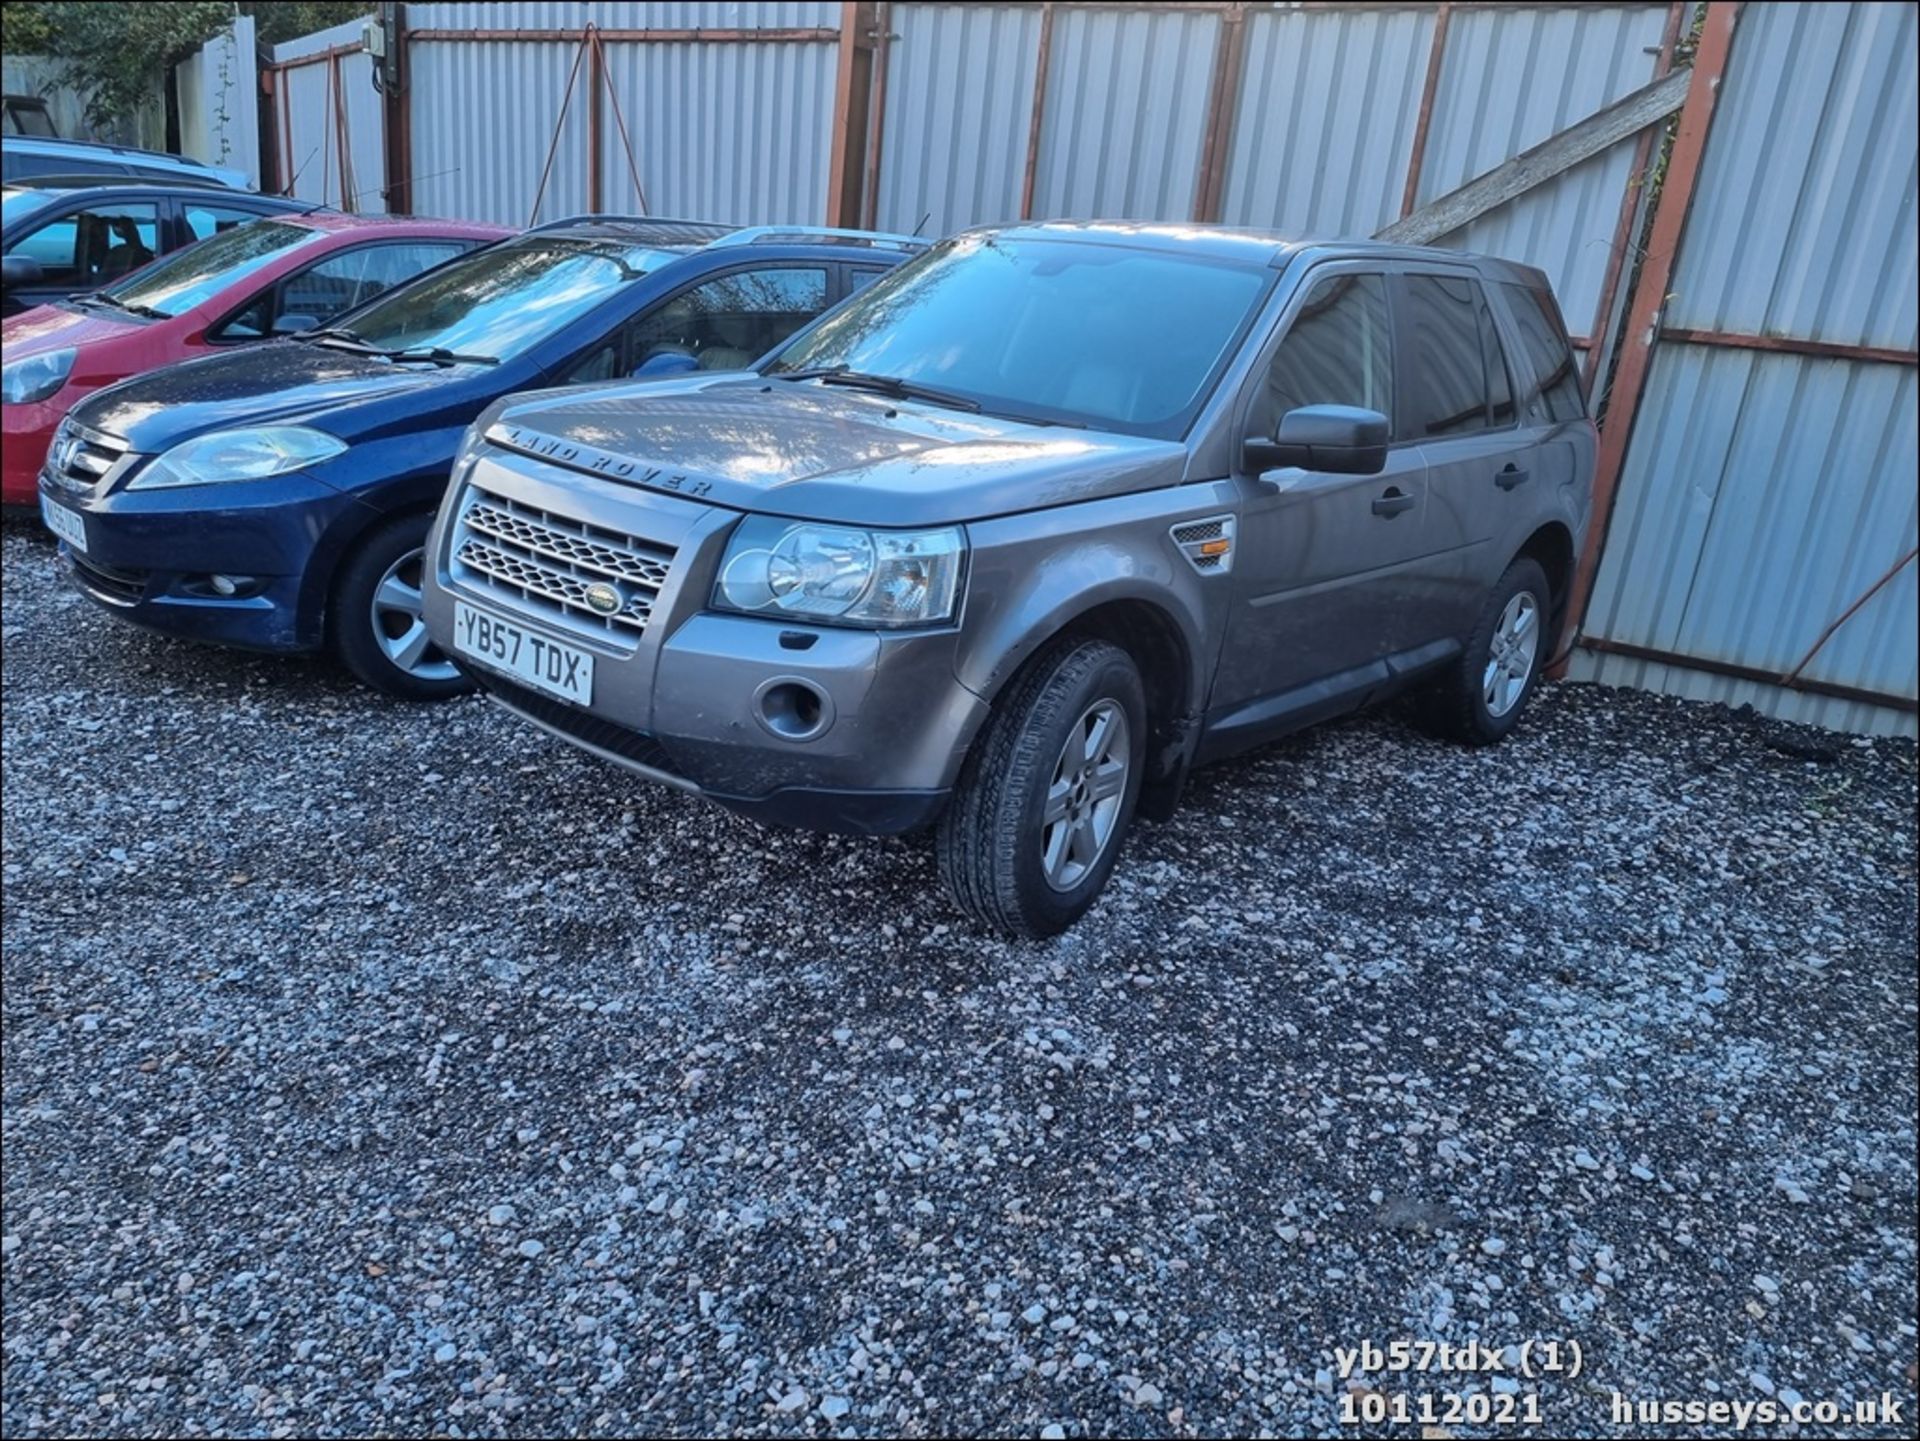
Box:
[44,420,128,496]
[450,484,676,643]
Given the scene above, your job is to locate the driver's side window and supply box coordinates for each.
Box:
[1252,272,1394,438]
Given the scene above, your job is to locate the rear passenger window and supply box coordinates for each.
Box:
[1254,272,1393,436]
[1479,291,1515,426]
[1401,273,1512,438]
[184,202,270,241]
[1497,281,1586,421]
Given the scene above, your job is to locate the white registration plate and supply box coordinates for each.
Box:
[453,600,594,705]
[40,494,87,554]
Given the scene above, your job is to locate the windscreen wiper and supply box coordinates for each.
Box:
[381,345,499,367]
[302,331,497,366]
[84,292,166,320]
[775,365,980,413]
[301,326,380,349]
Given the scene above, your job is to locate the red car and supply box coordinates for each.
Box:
[2,210,508,506]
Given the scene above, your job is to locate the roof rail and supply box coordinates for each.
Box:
[711,225,930,252]
[526,214,735,236]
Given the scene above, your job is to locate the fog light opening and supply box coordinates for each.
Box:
[755,679,832,742]
[209,574,240,597]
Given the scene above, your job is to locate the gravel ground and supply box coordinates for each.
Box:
[3,519,1916,1439]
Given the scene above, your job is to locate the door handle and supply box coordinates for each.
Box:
[1496,463,1530,490]
[1371,487,1416,518]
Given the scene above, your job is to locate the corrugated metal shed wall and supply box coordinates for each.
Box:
[1217,6,1436,240]
[874,4,1043,236]
[593,32,836,222]
[1029,5,1220,221]
[404,1,839,226]
[271,22,384,212]
[1574,0,1919,736]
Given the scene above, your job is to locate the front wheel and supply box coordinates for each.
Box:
[331,514,472,701]
[1413,556,1550,745]
[936,638,1145,938]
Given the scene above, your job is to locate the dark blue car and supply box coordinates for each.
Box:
[39,217,922,697]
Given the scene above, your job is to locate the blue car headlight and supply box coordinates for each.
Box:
[2,347,76,405]
[128,426,347,491]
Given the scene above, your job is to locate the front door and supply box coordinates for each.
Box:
[1209,266,1434,737]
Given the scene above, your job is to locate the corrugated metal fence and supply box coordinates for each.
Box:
[399,2,839,224]
[255,0,1917,734]
[267,21,384,212]
[1571,0,1918,735]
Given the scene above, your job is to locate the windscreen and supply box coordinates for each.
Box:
[317,238,663,363]
[104,218,316,317]
[767,233,1274,437]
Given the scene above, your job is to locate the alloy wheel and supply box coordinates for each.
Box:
[1040,699,1130,892]
[370,546,459,683]
[1483,590,1540,717]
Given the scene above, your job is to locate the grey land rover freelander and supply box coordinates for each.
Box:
[420,223,1596,937]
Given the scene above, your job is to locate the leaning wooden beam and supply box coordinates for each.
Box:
[1376,65,1692,246]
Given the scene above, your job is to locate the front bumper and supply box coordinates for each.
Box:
[39,467,366,652]
[423,447,989,836]
[2,396,63,508]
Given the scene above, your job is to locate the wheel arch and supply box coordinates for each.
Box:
[962,588,1208,823]
[1512,519,1575,635]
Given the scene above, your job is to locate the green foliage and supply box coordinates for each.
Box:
[8,1,373,126]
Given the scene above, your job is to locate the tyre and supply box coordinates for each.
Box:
[937,637,1146,938]
[331,513,472,701]
[1414,556,1550,745]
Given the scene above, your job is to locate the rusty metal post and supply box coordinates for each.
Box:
[1399,2,1452,218]
[1556,0,1739,671]
[1192,3,1249,222]
[1583,0,1687,393]
[861,1,893,230]
[1019,3,1057,219]
[826,2,879,226]
[586,25,604,214]
[381,2,414,214]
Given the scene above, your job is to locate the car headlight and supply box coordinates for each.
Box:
[2,347,76,405]
[715,518,965,627]
[128,425,347,491]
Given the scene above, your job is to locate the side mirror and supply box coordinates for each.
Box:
[1245,404,1389,476]
[272,312,320,335]
[2,254,46,288]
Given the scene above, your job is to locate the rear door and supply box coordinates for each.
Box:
[1211,263,1432,724]
[1392,268,1531,644]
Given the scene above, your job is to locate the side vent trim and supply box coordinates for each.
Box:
[1171,515,1237,575]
